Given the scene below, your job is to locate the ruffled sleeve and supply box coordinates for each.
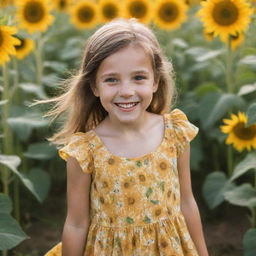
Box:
[169,108,199,157]
[58,132,94,174]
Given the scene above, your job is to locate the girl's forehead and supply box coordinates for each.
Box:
[97,44,153,72]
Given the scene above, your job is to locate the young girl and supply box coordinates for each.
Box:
[44,18,209,256]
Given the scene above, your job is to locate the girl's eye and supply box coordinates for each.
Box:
[105,77,117,83]
[134,75,146,81]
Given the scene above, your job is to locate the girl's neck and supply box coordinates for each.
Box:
[96,112,158,138]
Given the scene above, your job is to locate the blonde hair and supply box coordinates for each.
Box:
[40,18,177,145]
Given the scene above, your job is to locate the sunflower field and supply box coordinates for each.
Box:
[0,0,256,255]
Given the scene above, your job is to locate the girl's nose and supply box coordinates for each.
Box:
[118,82,135,97]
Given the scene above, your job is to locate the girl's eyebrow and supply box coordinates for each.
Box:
[100,72,119,79]
[132,70,149,75]
[100,70,150,79]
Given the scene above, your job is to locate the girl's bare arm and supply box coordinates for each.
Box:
[62,157,92,256]
[177,144,209,256]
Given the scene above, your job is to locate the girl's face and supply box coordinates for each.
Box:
[93,44,158,125]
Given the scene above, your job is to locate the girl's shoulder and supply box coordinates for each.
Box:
[59,130,97,156]
[58,130,97,174]
[68,130,96,144]
[165,108,199,156]
[165,108,190,124]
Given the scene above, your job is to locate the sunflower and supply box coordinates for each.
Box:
[52,0,72,12]
[70,1,98,29]
[0,0,14,7]
[197,0,253,39]
[204,28,214,41]
[123,191,142,213]
[99,0,122,22]
[220,31,245,50]
[153,0,188,30]
[220,112,256,152]
[185,0,202,6]
[14,36,34,59]
[0,26,21,65]
[16,0,54,34]
[124,0,152,24]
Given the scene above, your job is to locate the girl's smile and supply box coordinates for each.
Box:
[93,44,158,127]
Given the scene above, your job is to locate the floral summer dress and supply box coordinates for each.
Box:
[45,108,199,256]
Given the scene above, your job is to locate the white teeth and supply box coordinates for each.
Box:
[116,103,138,109]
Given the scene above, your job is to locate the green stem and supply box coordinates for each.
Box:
[227,146,233,177]
[1,64,11,195]
[226,36,234,177]
[9,59,22,223]
[34,33,44,85]
[253,172,256,228]
[226,35,233,94]
[10,58,20,103]
[14,177,20,222]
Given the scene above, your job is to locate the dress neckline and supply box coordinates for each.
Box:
[91,113,167,161]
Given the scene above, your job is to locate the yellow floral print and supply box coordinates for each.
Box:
[45,108,199,256]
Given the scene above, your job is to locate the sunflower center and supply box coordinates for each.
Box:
[212,0,239,26]
[233,122,256,140]
[77,6,94,22]
[23,2,45,23]
[103,4,117,19]
[59,0,66,9]
[158,3,179,22]
[129,1,147,18]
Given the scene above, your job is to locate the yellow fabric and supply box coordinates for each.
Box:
[45,108,199,256]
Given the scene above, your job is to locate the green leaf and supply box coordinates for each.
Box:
[237,83,256,96]
[202,171,234,209]
[136,161,142,167]
[243,228,256,256]
[0,194,12,214]
[0,100,8,106]
[42,74,60,87]
[246,103,256,126]
[240,55,256,65]
[126,217,134,224]
[224,184,256,208]
[195,82,221,97]
[150,200,159,205]
[0,155,50,202]
[172,38,188,48]
[0,213,29,250]
[23,168,51,203]
[0,155,21,177]
[44,61,67,73]
[159,181,165,192]
[196,49,224,62]
[185,47,208,58]
[199,92,246,129]
[230,153,256,182]
[7,114,48,142]
[60,48,81,60]
[19,83,48,99]
[0,196,29,249]
[146,187,153,198]
[144,216,151,224]
[24,142,57,160]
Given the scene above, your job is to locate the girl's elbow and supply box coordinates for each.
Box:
[180,195,198,213]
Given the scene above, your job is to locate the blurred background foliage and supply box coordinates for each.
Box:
[0,0,256,255]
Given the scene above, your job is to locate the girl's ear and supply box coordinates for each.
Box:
[153,81,159,93]
[91,84,99,97]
